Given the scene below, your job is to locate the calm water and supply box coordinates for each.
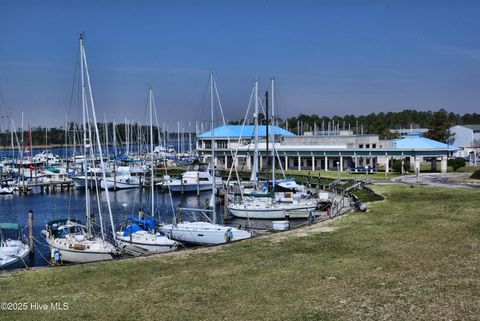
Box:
[0,186,296,270]
[0,187,228,269]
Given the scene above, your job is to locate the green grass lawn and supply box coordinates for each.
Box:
[2,184,479,321]
[284,169,400,181]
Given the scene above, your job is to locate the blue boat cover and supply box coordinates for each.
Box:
[123,224,143,237]
[127,215,155,230]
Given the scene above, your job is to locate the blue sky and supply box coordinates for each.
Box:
[0,0,479,128]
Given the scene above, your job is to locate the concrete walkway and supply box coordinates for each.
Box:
[392,172,480,189]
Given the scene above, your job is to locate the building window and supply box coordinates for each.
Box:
[366,144,370,148]
[372,144,376,148]
[359,144,363,148]
[204,141,211,149]
[216,141,228,149]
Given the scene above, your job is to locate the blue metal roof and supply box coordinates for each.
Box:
[197,125,295,138]
[394,137,458,150]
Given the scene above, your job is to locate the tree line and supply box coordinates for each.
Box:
[230,109,480,142]
[1,109,480,147]
[0,122,191,148]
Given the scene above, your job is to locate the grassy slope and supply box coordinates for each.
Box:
[1,185,479,321]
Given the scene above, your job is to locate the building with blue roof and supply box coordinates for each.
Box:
[197,125,295,139]
[197,125,457,174]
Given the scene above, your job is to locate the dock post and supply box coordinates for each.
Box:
[196,172,200,196]
[28,209,34,254]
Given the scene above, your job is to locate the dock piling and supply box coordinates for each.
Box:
[28,209,34,254]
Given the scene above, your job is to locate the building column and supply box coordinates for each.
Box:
[224,155,228,170]
[259,155,263,170]
[355,156,358,172]
[441,156,447,173]
[324,156,329,171]
[339,155,344,172]
[410,157,415,172]
[312,156,315,171]
[414,156,420,174]
[385,156,389,173]
[298,155,301,171]
[246,154,251,170]
[285,155,288,170]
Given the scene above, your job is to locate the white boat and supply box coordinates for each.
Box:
[160,221,251,245]
[45,220,116,263]
[44,34,118,264]
[227,79,317,220]
[0,223,30,268]
[228,196,318,219]
[32,151,62,166]
[72,167,112,189]
[101,166,142,190]
[160,74,252,246]
[116,215,178,253]
[158,163,222,192]
[115,88,179,253]
[0,186,14,194]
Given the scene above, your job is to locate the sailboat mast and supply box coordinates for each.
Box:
[79,34,90,234]
[149,88,155,217]
[265,90,269,193]
[210,72,216,223]
[250,79,259,183]
[271,78,276,187]
[81,35,116,240]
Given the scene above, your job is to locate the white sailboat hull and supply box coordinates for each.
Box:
[228,203,317,219]
[101,178,140,190]
[159,222,251,245]
[46,236,115,263]
[115,232,178,253]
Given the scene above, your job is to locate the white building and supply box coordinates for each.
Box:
[448,124,480,164]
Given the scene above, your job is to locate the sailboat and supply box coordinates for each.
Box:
[0,223,29,268]
[159,73,252,245]
[228,78,318,219]
[115,88,179,253]
[44,34,117,263]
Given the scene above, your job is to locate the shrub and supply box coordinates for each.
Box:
[470,170,480,179]
[447,157,466,171]
[392,159,409,173]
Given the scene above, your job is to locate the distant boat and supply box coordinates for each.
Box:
[0,223,29,268]
[157,162,222,192]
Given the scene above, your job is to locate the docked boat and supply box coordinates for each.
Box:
[116,214,178,252]
[160,74,252,245]
[44,219,116,263]
[228,79,318,220]
[160,221,251,245]
[0,223,30,268]
[0,186,14,194]
[228,196,318,219]
[158,162,222,192]
[43,34,118,264]
[115,88,178,253]
[101,166,142,190]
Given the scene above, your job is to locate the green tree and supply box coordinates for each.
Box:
[425,109,450,142]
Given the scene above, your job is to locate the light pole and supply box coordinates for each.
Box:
[336,161,340,180]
